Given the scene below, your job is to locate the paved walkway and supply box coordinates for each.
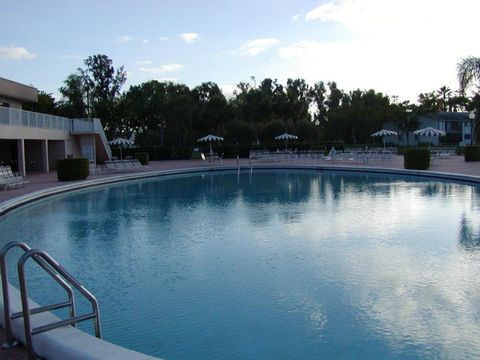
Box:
[0,156,479,359]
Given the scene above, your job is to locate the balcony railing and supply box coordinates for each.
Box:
[0,106,71,132]
[71,118,95,132]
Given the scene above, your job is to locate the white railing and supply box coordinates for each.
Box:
[71,118,95,132]
[0,106,71,132]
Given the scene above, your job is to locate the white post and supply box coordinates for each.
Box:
[42,139,49,173]
[17,139,26,176]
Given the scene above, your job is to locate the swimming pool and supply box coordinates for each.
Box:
[1,169,480,359]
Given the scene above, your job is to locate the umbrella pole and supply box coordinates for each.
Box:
[209,142,213,155]
[120,147,123,160]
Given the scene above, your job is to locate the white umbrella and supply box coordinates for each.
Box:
[197,134,224,155]
[275,133,298,150]
[370,129,398,149]
[413,127,446,148]
[108,138,134,160]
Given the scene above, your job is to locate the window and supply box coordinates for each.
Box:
[464,122,470,128]
[445,121,461,132]
[465,134,471,140]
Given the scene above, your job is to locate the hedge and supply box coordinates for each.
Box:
[464,145,480,162]
[135,152,150,165]
[57,158,89,181]
[404,149,430,170]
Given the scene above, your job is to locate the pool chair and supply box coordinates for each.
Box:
[89,163,101,175]
[1,166,28,189]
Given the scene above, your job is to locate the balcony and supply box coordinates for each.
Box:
[0,106,71,132]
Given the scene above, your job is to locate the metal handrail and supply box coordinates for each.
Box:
[0,242,76,349]
[18,249,101,360]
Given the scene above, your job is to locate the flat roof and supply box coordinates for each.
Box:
[0,77,38,103]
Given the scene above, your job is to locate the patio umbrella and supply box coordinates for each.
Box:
[108,138,134,160]
[370,129,398,149]
[197,134,224,155]
[413,127,446,149]
[275,133,298,150]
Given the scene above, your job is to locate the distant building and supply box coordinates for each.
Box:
[0,77,111,176]
[384,112,472,146]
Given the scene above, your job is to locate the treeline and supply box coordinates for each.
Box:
[24,54,480,156]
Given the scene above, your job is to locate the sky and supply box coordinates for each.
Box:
[1,0,480,103]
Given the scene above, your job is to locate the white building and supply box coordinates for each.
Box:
[384,112,473,146]
[0,77,111,176]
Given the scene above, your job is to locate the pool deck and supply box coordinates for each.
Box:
[0,155,479,359]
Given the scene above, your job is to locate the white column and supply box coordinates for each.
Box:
[42,139,49,173]
[17,139,26,176]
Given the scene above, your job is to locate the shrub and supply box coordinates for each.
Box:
[456,146,465,156]
[135,152,149,165]
[404,149,430,170]
[464,145,480,162]
[57,158,89,181]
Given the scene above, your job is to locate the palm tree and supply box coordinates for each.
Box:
[457,57,480,93]
[458,57,480,144]
[436,86,452,111]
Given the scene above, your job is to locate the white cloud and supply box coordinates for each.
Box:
[178,32,199,43]
[139,64,184,74]
[277,0,480,102]
[0,47,35,60]
[136,60,153,65]
[141,39,149,44]
[116,35,134,43]
[158,36,170,41]
[292,14,301,22]
[239,38,280,56]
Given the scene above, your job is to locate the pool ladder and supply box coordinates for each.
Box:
[0,241,101,360]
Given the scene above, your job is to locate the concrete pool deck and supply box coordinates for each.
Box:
[0,155,479,359]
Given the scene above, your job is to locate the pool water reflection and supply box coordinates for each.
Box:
[1,170,480,359]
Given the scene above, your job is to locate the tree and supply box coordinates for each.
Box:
[58,73,87,118]
[191,82,228,134]
[59,54,126,137]
[23,91,58,115]
[458,56,480,94]
[458,57,480,143]
[436,86,452,111]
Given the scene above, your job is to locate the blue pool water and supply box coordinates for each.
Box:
[1,169,480,359]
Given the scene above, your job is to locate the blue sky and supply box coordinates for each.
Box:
[1,0,480,102]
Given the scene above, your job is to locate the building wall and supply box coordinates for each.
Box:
[0,96,22,109]
[0,77,38,105]
[0,125,71,140]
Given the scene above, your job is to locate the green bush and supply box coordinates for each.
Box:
[456,146,465,156]
[404,149,430,170]
[57,158,89,181]
[464,145,480,162]
[135,152,149,165]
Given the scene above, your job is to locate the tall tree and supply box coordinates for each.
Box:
[458,56,480,94]
[59,54,126,137]
[58,73,87,118]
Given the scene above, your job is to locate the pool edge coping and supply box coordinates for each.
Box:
[1,163,480,359]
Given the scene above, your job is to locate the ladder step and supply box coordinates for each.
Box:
[32,313,96,335]
[11,301,73,319]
